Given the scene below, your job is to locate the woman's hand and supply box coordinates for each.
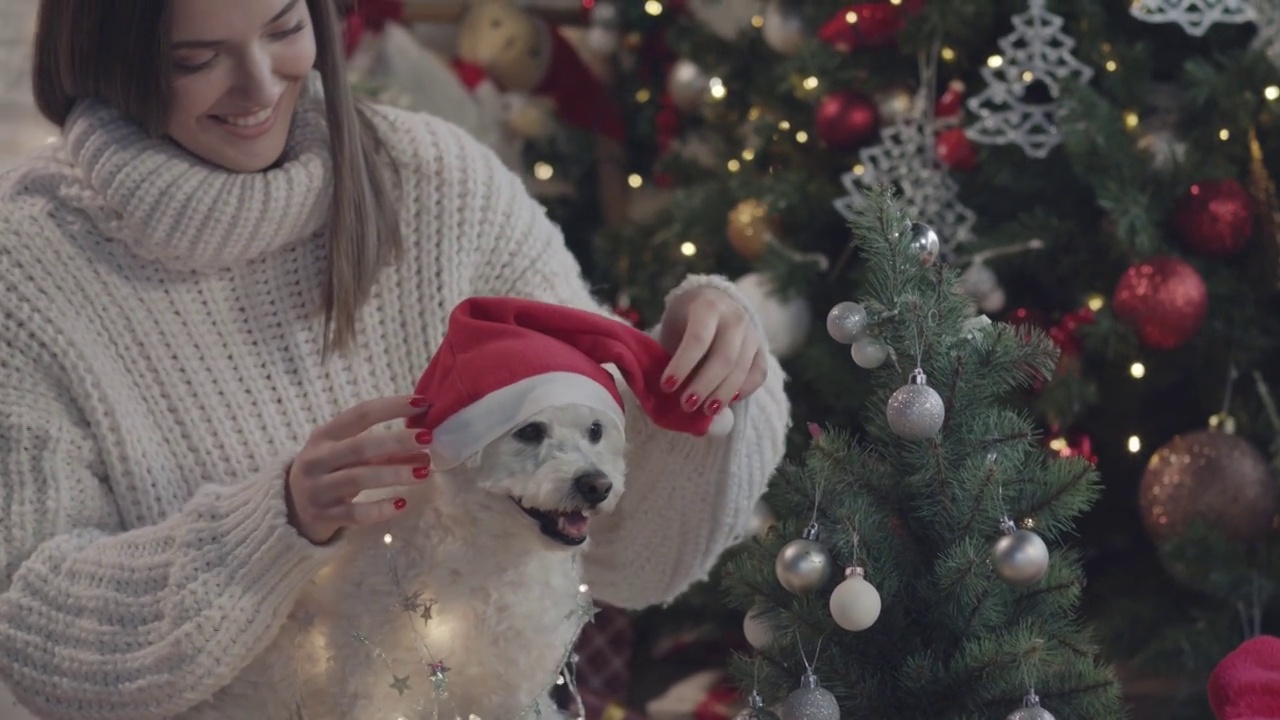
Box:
[657,286,767,416]
[285,395,433,545]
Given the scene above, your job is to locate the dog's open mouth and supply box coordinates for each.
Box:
[512,498,591,546]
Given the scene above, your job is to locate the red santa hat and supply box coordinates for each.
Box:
[1209,635,1280,720]
[408,297,734,470]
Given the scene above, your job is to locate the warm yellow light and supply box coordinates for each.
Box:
[988,55,1004,69]
[383,533,393,545]
[1086,293,1105,311]
[750,14,764,28]
[1049,437,1068,452]
[1267,86,1280,101]
[1130,362,1146,379]
[727,159,741,172]
[635,88,652,103]
[778,120,792,131]
[679,242,697,256]
[802,76,820,90]
[1105,60,1118,72]
[1219,128,1231,141]
[940,46,956,61]
[644,0,663,16]
[795,130,809,143]
[742,148,756,160]
[1123,111,1140,129]
[853,162,866,175]
[747,106,762,120]
[709,83,727,99]
[846,10,858,23]
[1127,435,1142,453]
[533,162,554,180]
[1021,70,1035,83]
[627,173,643,188]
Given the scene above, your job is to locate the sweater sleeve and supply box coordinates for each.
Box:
[469,145,791,608]
[0,325,335,720]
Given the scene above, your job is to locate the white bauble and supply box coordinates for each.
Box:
[688,0,766,40]
[743,604,775,649]
[979,287,1007,314]
[734,273,811,358]
[829,574,881,631]
[850,335,889,369]
[761,0,806,55]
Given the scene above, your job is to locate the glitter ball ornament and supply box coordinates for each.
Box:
[779,670,840,720]
[993,518,1050,586]
[667,58,710,112]
[1008,691,1056,720]
[814,90,879,150]
[1174,179,1255,257]
[776,523,833,593]
[1111,256,1208,350]
[829,567,881,632]
[887,369,945,440]
[1139,429,1277,545]
[907,221,941,265]
[826,301,869,344]
[736,690,782,720]
[727,199,781,261]
[851,334,890,369]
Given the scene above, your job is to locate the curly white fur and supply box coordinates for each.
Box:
[192,405,627,720]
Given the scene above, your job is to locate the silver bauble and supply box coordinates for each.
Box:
[779,673,840,720]
[979,287,1007,314]
[761,0,806,56]
[667,58,710,111]
[825,301,868,344]
[960,261,999,298]
[907,222,941,265]
[829,572,881,631]
[993,528,1050,586]
[735,690,782,720]
[743,604,775,649]
[752,498,778,537]
[1007,708,1056,720]
[775,525,832,593]
[850,334,889,369]
[886,370,945,440]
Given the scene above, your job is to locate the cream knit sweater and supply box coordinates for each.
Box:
[0,82,790,719]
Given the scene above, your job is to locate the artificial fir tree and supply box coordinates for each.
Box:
[722,190,1123,719]
[600,1,1280,714]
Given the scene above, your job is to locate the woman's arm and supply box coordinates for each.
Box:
[465,139,791,608]
[0,323,334,720]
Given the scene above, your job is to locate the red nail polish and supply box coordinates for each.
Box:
[662,375,680,392]
[410,396,430,408]
[412,466,430,480]
[706,399,723,416]
[393,498,407,511]
[683,393,700,410]
[416,430,433,445]
[731,391,741,403]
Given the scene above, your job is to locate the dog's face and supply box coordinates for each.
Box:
[467,404,626,549]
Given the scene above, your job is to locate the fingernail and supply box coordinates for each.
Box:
[410,396,430,408]
[416,430,433,445]
[394,498,407,511]
[683,393,700,411]
[705,399,723,416]
[662,375,680,392]
[731,391,741,403]
[412,466,431,480]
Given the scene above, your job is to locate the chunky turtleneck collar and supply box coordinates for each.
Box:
[62,78,333,272]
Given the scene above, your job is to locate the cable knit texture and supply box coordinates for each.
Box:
[0,81,789,719]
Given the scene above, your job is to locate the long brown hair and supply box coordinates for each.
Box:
[32,0,403,355]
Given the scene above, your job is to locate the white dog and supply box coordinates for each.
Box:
[198,403,626,720]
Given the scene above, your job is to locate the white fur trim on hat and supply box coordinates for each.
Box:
[430,371,625,471]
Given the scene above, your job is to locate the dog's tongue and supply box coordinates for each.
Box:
[556,511,590,539]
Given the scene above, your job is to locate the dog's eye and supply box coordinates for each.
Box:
[587,422,603,443]
[514,422,547,443]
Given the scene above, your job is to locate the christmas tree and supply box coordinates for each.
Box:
[722,189,1123,719]
[598,1,1280,716]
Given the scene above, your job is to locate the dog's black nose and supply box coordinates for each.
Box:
[573,471,612,505]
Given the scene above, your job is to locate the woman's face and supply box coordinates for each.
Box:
[167,0,317,173]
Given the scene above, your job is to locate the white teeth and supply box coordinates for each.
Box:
[219,105,274,127]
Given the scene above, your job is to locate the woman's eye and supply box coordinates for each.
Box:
[270,22,307,40]
[173,56,217,74]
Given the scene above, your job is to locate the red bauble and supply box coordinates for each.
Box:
[817,1,924,52]
[1005,307,1050,335]
[936,127,977,171]
[814,90,879,150]
[937,80,965,119]
[1174,179,1255,257]
[1111,256,1208,350]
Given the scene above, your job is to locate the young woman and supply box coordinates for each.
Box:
[0,0,789,717]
